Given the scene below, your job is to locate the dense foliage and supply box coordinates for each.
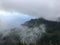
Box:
[0,18,60,45]
[23,18,60,45]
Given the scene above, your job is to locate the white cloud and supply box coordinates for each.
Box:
[0,0,60,20]
[0,10,33,31]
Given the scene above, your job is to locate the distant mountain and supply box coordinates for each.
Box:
[23,18,60,45]
[23,18,60,31]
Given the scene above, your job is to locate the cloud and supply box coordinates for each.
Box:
[0,10,33,31]
[0,0,60,20]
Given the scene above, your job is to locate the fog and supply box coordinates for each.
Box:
[0,10,46,45]
[0,0,60,21]
[0,23,46,45]
[19,24,46,44]
[0,13,46,45]
[0,12,32,31]
[0,0,60,45]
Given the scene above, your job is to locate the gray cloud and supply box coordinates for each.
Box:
[0,0,60,21]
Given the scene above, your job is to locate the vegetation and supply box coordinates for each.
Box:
[23,18,60,45]
[0,18,60,45]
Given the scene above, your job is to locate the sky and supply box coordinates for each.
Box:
[0,0,60,43]
[0,0,60,21]
[0,0,60,41]
[0,10,33,31]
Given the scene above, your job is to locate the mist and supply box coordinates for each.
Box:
[0,0,60,21]
[19,24,46,44]
[0,23,46,45]
[0,0,60,45]
[0,12,32,31]
[0,11,47,45]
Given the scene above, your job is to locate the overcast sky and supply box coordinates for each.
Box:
[0,0,60,21]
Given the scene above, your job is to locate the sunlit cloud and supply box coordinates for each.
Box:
[0,10,33,31]
[0,0,60,21]
[0,10,11,15]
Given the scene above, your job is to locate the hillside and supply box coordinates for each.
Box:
[23,18,60,45]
